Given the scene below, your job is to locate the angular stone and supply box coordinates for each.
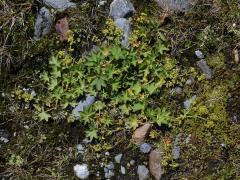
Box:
[149,149,163,180]
[43,0,76,12]
[114,18,131,48]
[109,0,135,19]
[195,50,204,59]
[114,153,123,164]
[34,7,52,40]
[132,123,151,144]
[140,143,152,153]
[137,165,149,180]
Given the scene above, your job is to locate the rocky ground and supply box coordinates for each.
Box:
[1,0,240,179]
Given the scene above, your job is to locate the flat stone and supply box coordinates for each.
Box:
[114,18,131,48]
[149,149,163,180]
[155,0,196,12]
[34,7,52,40]
[197,59,213,79]
[72,94,95,119]
[43,0,76,12]
[137,165,149,180]
[172,135,181,160]
[132,123,151,145]
[109,0,135,19]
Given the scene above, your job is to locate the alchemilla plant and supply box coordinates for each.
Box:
[33,13,181,139]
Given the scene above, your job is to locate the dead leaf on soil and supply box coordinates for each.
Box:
[55,17,71,42]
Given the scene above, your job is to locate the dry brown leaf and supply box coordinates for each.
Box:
[55,17,70,42]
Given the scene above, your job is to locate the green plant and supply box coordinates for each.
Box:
[8,154,24,167]
[33,14,180,138]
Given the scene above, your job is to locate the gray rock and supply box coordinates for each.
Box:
[184,95,196,110]
[98,0,107,6]
[0,129,10,148]
[197,59,213,79]
[140,143,152,153]
[109,0,135,19]
[34,7,52,40]
[105,170,115,178]
[114,18,131,48]
[72,94,95,119]
[137,165,149,180]
[172,135,181,160]
[73,164,89,179]
[106,161,114,170]
[0,137,9,144]
[104,161,115,178]
[155,0,196,12]
[185,77,194,85]
[114,153,123,164]
[185,134,191,144]
[76,144,84,154]
[130,160,135,165]
[121,166,126,174]
[172,86,182,95]
[82,137,92,144]
[195,50,204,59]
[43,0,76,12]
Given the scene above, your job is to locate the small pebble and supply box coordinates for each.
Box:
[76,144,84,154]
[105,170,114,178]
[106,161,114,170]
[82,138,91,144]
[173,86,182,95]
[98,0,106,6]
[121,166,126,174]
[185,77,194,85]
[130,160,135,165]
[55,147,62,151]
[0,137,9,143]
[73,164,89,179]
[114,153,123,164]
[140,143,152,153]
[184,95,197,110]
[195,50,204,59]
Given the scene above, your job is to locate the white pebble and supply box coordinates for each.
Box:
[121,166,126,174]
[73,164,89,179]
[195,50,204,59]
